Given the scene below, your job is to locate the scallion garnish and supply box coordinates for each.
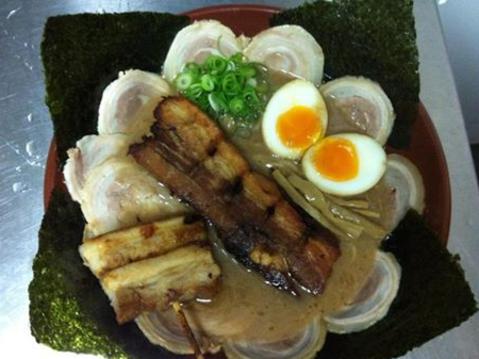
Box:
[175,73,194,91]
[200,74,215,91]
[173,52,268,134]
[229,97,245,114]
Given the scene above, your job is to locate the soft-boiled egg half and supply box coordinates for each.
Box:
[262,79,328,160]
[302,133,386,196]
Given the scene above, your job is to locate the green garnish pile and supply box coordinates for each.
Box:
[174,53,268,133]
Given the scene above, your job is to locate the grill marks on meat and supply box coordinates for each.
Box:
[79,216,221,324]
[130,97,340,295]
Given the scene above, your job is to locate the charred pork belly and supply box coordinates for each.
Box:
[80,216,221,324]
[130,97,340,295]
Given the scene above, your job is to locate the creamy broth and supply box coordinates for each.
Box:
[187,230,378,344]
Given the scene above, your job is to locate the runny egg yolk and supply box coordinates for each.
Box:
[313,137,359,181]
[276,106,322,150]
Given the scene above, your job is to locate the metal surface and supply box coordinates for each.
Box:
[0,1,477,358]
[438,0,479,143]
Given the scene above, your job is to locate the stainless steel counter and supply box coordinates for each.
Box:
[0,1,477,358]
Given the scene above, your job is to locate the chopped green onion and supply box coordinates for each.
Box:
[230,53,245,64]
[222,73,241,95]
[239,65,256,78]
[246,78,257,87]
[183,63,201,78]
[201,74,215,91]
[208,92,227,112]
[229,97,245,114]
[175,73,194,90]
[226,60,237,72]
[186,83,203,98]
[243,86,260,103]
[206,55,227,74]
[173,51,267,134]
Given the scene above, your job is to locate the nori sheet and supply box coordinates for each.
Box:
[271,0,419,147]
[30,5,477,359]
[41,12,190,165]
[318,211,477,359]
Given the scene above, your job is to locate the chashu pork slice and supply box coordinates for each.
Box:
[80,217,221,324]
[130,97,340,295]
[80,216,207,277]
[101,244,220,324]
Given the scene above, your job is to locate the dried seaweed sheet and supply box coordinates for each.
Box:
[41,12,190,164]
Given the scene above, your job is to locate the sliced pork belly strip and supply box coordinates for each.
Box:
[80,217,221,324]
[101,243,221,324]
[131,97,340,295]
[79,216,207,277]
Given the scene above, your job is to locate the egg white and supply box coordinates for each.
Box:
[302,133,386,196]
[262,79,328,159]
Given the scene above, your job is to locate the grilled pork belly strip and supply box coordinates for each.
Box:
[79,216,206,277]
[130,97,340,295]
[102,243,220,324]
[79,216,221,324]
